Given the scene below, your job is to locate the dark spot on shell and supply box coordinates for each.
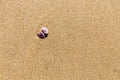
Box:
[44,33,48,37]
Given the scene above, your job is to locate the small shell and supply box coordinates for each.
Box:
[37,32,45,39]
[41,27,48,34]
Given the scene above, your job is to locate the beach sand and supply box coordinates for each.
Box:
[0,0,120,80]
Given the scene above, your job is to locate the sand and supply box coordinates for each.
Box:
[0,0,120,80]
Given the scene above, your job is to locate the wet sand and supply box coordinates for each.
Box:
[0,0,120,80]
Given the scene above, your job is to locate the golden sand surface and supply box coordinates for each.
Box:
[0,0,120,80]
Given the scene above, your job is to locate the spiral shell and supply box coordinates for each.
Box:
[37,27,48,39]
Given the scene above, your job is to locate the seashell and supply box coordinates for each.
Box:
[37,32,45,39]
[37,27,48,39]
[41,27,48,35]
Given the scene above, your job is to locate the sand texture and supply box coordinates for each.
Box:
[0,0,120,80]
